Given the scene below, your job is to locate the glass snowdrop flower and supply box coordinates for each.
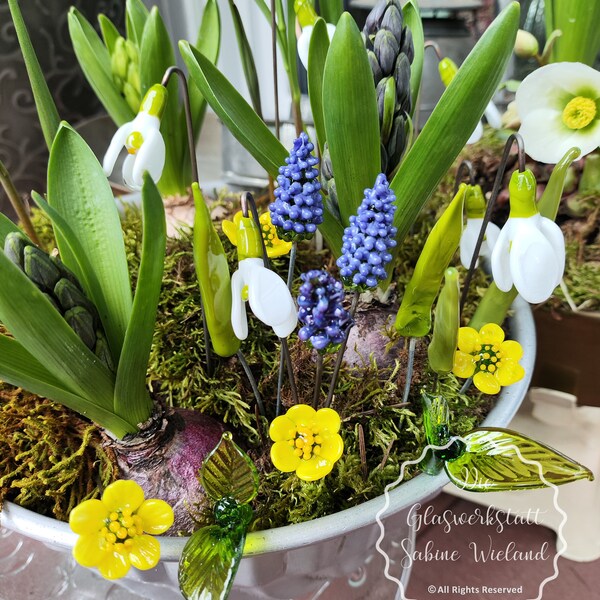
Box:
[459,185,500,269]
[516,62,600,164]
[439,57,501,144]
[103,84,167,190]
[295,0,336,70]
[229,213,297,340]
[490,169,565,304]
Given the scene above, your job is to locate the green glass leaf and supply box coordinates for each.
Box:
[201,432,259,504]
[323,13,380,226]
[402,0,424,119]
[179,524,246,600]
[390,2,519,248]
[7,0,61,149]
[445,428,595,492]
[308,18,330,155]
[68,8,135,126]
[179,40,288,177]
[113,175,165,426]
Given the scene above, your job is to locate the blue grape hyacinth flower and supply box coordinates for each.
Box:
[337,173,398,289]
[297,270,353,351]
[270,132,323,241]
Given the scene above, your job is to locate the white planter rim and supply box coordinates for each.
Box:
[1,297,535,562]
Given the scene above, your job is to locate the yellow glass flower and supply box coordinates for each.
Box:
[452,323,525,395]
[222,211,292,258]
[69,480,174,580]
[269,404,344,481]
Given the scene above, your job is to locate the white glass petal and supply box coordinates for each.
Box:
[467,120,483,145]
[538,216,566,287]
[483,222,500,256]
[516,62,600,119]
[122,154,140,190]
[272,303,298,338]
[460,219,482,268]
[230,268,249,340]
[297,26,313,71]
[247,265,298,333]
[490,221,514,292]
[102,122,133,177]
[484,100,502,129]
[509,218,560,304]
[132,127,166,186]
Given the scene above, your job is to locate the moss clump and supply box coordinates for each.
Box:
[0,385,116,520]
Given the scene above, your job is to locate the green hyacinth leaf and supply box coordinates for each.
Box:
[402,0,424,118]
[201,432,259,504]
[308,18,330,155]
[179,524,247,600]
[445,428,595,492]
[125,0,150,48]
[323,12,380,226]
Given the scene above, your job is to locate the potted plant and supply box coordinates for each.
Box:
[0,1,594,599]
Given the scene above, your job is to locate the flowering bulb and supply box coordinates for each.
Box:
[297,269,353,351]
[337,173,397,289]
[270,133,324,241]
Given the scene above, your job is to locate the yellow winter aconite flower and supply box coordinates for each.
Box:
[269,404,344,481]
[69,480,174,580]
[452,323,525,395]
[222,211,292,258]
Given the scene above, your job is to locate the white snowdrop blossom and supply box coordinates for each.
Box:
[516,62,600,164]
[229,214,297,340]
[103,84,167,190]
[491,170,565,304]
[459,185,500,269]
[294,0,335,70]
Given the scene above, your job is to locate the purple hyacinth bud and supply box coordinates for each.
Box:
[269,133,324,242]
[297,270,353,351]
[336,173,398,289]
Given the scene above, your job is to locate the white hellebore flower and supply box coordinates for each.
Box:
[460,185,500,269]
[491,169,565,304]
[230,214,297,340]
[439,57,502,144]
[295,0,336,71]
[516,62,600,164]
[103,84,167,190]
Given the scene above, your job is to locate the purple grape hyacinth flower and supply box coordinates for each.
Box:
[270,132,323,241]
[297,270,353,351]
[337,173,398,289]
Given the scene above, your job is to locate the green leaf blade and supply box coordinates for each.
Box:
[319,0,344,24]
[0,250,115,410]
[68,8,135,126]
[445,428,594,492]
[402,0,424,118]
[47,123,132,362]
[98,14,121,56]
[308,18,330,155]
[140,7,185,196]
[323,13,380,226]
[125,0,150,47]
[7,0,61,149]
[180,41,288,177]
[390,2,520,246]
[114,175,165,426]
[201,433,259,504]
[0,334,135,437]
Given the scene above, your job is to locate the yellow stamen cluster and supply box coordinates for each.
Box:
[100,508,144,553]
[125,131,144,154]
[562,96,597,130]
[475,344,502,374]
[287,424,323,460]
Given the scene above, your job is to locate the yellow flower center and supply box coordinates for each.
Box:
[562,96,597,130]
[474,344,502,374]
[101,508,144,551]
[259,212,286,250]
[288,424,322,460]
[126,131,144,154]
